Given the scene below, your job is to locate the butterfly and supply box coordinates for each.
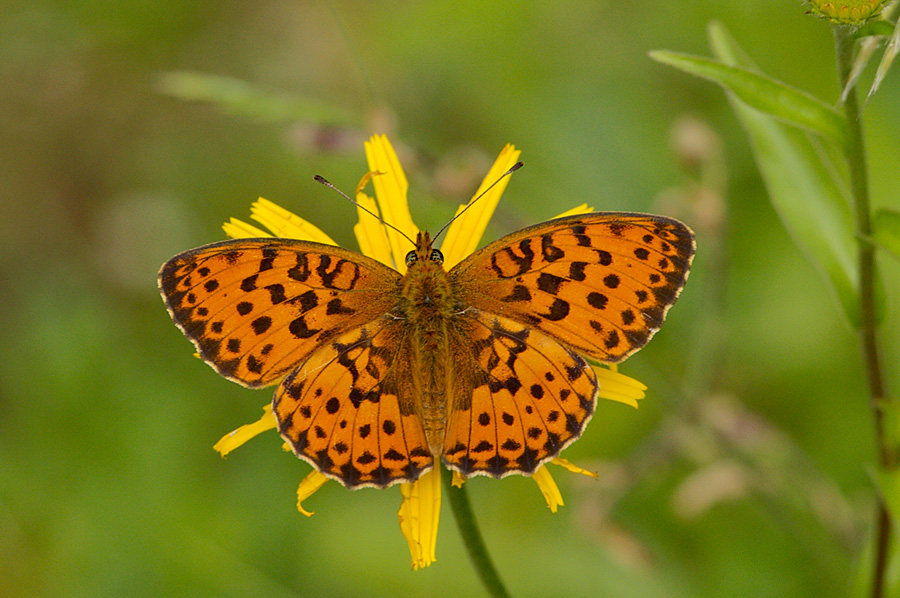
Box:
[159,212,694,489]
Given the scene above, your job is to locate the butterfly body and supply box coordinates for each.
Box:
[394,231,460,455]
[160,213,695,489]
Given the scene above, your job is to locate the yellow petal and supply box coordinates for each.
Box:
[531,465,564,513]
[250,198,337,244]
[550,458,599,479]
[223,218,272,239]
[441,143,521,268]
[353,190,395,268]
[364,135,419,270]
[593,364,647,408]
[355,170,385,195]
[296,470,329,517]
[553,203,595,218]
[213,404,277,457]
[451,470,467,488]
[398,468,440,570]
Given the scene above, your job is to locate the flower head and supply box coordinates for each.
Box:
[804,0,889,25]
[210,134,648,569]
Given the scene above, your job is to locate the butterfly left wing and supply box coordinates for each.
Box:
[274,319,434,489]
[159,238,401,388]
[449,213,695,363]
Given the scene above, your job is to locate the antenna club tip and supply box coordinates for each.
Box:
[313,174,327,183]
[509,161,524,173]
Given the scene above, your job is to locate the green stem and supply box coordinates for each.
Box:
[443,468,511,598]
[833,25,891,598]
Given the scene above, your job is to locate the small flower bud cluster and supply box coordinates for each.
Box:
[804,0,889,25]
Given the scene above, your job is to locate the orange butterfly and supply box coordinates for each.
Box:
[159,212,694,489]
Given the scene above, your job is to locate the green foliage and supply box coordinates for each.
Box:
[873,208,900,261]
[648,50,848,145]
[657,15,899,598]
[653,23,869,327]
[855,19,897,38]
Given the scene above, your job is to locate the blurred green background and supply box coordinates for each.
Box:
[2,2,899,597]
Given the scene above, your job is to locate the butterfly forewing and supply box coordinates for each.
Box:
[450,213,695,363]
[159,238,400,387]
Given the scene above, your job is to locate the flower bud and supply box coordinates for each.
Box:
[804,0,888,25]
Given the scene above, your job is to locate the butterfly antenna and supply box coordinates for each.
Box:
[314,175,417,247]
[432,161,523,242]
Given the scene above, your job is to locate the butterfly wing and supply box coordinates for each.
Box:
[159,238,401,388]
[442,311,598,478]
[274,319,434,489]
[449,213,695,363]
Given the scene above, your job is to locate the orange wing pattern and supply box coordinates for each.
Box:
[273,320,434,489]
[160,212,694,489]
[159,238,400,388]
[451,213,694,363]
[442,312,598,478]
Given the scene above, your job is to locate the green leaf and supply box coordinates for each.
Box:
[649,50,848,146]
[704,22,863,326]
[873,208,900,261]
[855,19,896,39]
[156,71,360,126]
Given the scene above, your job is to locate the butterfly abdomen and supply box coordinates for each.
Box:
[408,317,454,455]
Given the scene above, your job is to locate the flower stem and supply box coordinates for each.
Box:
[443,469,511,598]
[833,25,891,598]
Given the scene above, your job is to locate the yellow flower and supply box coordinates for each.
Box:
[214,134,647,569]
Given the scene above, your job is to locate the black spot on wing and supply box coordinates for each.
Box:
[541,299,569,321]
[536,272,565,295]
[540,235,565,262]
[501,284,531,303]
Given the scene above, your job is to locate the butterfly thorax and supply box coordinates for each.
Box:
[399,233,457,322]
[396,232,461,455]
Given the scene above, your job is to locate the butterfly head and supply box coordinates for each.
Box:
[405,231,444,270]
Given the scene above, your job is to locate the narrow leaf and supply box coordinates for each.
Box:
[868,17,900,104]
[649,50,848,146]
[873,208,900,260]
[841,35,881,102]
[705,22,862,326]
[156,71,359,126]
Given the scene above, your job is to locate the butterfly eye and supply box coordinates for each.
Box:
[430,249,444,264]
[405,250,418,267]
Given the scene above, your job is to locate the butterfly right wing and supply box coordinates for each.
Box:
[450,213,695,363]
[159,238,401,388]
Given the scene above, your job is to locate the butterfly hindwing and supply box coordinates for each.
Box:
[159,238,401,388]
[442,311,598,478]
[450,213,695,363]
[273,320,434,489]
